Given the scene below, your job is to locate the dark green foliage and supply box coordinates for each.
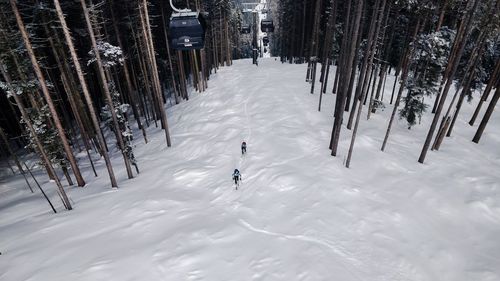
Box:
[22,105,69,169]
[400,27,455,127]
[100,82,137,169]
[400,95,428,128]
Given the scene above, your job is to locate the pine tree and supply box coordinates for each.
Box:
[400,27,455,128]
[22,105,75,185]
[100,82,139,174]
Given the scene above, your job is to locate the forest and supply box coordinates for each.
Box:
[0,0,498,209]
[1,0,499,280]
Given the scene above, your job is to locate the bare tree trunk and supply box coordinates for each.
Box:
[23,162,57,213]
[178,51,188,100]
[225,14,231,66]
[389,70,399,104]
[322,62,331,94]
[367,65,381,118]
[318,59,329,111]
[0,127,34,193]
[80,0,134,179]
[363,66,376,105]
[212,26,218,72]
[469,58,500,125]
[436,0,449,31]
[373,64,388,108]
[160,1,180,104]
[11,0,85,187]
[472,87,500,143]
[110,0,148,144]
[332,62,340,94]
[309,0,322,94]
[53,0,118,187]
[139,0,172,146]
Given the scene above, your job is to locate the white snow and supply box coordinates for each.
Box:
[1,58,499,281]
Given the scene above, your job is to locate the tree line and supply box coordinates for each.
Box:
[0,0,240,212]
[275,0,499,167]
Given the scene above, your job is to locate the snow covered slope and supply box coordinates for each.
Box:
[1,58,499,281]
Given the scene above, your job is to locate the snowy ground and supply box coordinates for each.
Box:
[1,58,499,281]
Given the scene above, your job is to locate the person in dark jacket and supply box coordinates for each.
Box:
[232,169,242,189]
[241,141,247,155]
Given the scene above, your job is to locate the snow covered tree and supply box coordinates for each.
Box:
[22,105,75,185]
[400,27,455,128]
[100,82,139,174]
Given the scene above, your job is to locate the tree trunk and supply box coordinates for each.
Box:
[0,127,34,193]
[23,162,57,213]
[389,71,399,104]
[472,87,500,143]
[53,0,118,187]
[436,0,449,31]
[469,58,500,125]
[139,0,172,146]
[11,0,85,187]
[318,59,328,111]
[160,1,180,104]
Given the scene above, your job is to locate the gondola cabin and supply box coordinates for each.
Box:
[241,25,251,34]
[169,11,206,50]
[260,20,274,32]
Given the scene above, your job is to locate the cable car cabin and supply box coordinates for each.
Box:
[261,20,274,32]
[169,11,206,50]
[262,36,269,44]
[241,25,251,34]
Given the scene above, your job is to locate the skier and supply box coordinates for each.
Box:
[232,169,242,189]
[241,141,247,155]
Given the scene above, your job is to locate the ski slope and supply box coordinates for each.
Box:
[1,58,499,281]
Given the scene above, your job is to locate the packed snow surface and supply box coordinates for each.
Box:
[1,58,499,281]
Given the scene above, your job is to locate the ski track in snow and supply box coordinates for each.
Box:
[1,58,500,281]
[238,219,366,281]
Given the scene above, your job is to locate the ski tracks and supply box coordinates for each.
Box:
[239,219,367,281]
